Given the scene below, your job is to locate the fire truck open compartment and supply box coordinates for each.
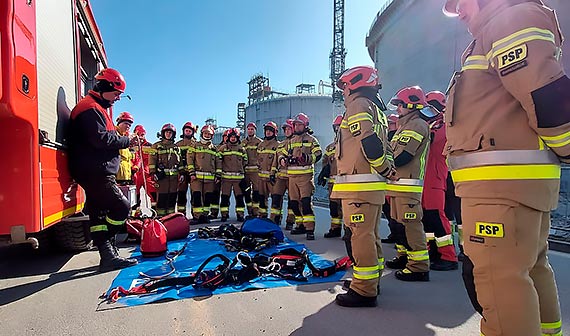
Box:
[0,0,107,251]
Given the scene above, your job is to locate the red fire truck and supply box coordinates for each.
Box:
[0,0,110,250]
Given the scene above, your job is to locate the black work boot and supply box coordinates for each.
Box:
[98,240,138,273]
[385,255,408,269]
[395,268,429,282]
[335,288,377,308]
[343,279,381,295]
[273,215,282,226]
[306,230,315,240]
[285,222,294,230]
[457,245,465,262]
[324,227,342,238]
[430,259,459,271]
[221,215,228,222]
[109,236,138,264]
[237,214,245,222]
[290,224,307,235]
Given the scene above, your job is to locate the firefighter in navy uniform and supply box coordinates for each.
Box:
[270,119,297,228]
[384,86,431,282]
[331,65,395,307]
[421,91,458,271]
[68,68,137,272]
[256,122,280,218]
[443,0,565,335]
[149,123,181,216]
[187,125,221,223]
[242,122,262,217]
[219,128,248,222]
[278,113,322,240]
[318,115,344,238]
[175,121,198,216]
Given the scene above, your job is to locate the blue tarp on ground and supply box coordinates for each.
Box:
[104,233,345,307]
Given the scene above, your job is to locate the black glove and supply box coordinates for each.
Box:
[317,164,331,187]
[239,178,248,191]
[269,174,276,185]
[287,156,299,165]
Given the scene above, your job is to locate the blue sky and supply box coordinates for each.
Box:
[91,0,388,140]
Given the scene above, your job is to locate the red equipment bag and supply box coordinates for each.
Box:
[160,212,190,241]
[140,218,167,258]
[127,212,189,242]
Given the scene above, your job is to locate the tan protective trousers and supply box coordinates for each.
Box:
[288,174,315,230]
[462,198,562,336]
[389,196,429,272]
[342,200,383,297]
[271,177,296,224]
[258,178,274,218]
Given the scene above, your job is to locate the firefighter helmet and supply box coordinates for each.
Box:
[293,113,310,127]
[223,129,231,137]
[264,121,278,134]
[336,65,379,91]
[426,91,446,113]
[282,119,294,130]
[389,86,428,110]
[246,122,257,129]
[183,121,198,132]
[116,111,134,125]
[134,124,146,136]
[161,123,176,139]
[332,115,343,127]
[95,68,126,93]
[201,124,215,135]
[228,128,241,139]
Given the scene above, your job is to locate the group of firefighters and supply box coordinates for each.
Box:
[67,0,567,334]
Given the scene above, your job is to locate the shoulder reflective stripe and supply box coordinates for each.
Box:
[334,174,387,183]
[447,150,559,170]
[399,130,424,143]
[451,164,561,182]
[90,225,108,232]
[347,112,373,124]
[462,55,489,71]
[332,182,387,192]
[105,216,125,226]
[486,27,556,61]
[540,131,570,148]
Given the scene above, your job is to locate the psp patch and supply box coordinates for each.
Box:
[398,136,411,144]
[475,222,504,238]
[403,212,417,220]
[349,122,361,136]
[497,44,528,76]
[350,214,365,223]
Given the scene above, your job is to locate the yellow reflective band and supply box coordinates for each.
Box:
[193,207,204,213]
[157,209,167,215]
[332,182,387,192]
[541,320,562,336]
[258,173,271,178]
[348,112,373,123]
[304,215,315,221]
[90,225,108,232]
[451,164,561,182]
[148,164,156,169]
[258,208,268,214]
[210,205,219,209]
[222,151,247,157]
[220,207,229,212]
[407,253,429,261]
[486,27,555,61]
[290,142,313,148]
[462,55,489,71]
[386,184,423,193]
[325,149,335,156]
[194,148,218,156]
[236,207,245,212]
[245,145,258,150]
[353,272,380,280]
[540,131,570,148]
[222,174,244,179]
[399,130,424,143]
[106,216,125,226]
[287,169,314,175]
[396,244,407,253]
[142,147,155,154]
[369,155,386,167]
[43,202,85,227]
[354,265,380,272]
[435,235,454,247]
[331,218,342,224]
[295,216,303,221]
[258,149,277,154]
[311,147,321,153]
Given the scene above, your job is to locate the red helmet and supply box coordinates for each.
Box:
[246,122,257,129]
[201,124,215,135]
[336,65,379,91]
[282,119,294,130]
[426,91,446,113]
[223,129,231,137]
[134,124,146,136]
[116,111,134,124]
[228,128,241,139]
[332,115,343,127]
[183,121,198,132]
[389,86,427,110]
[161,123,176,139]
[95,68,126,93]
[293,113,310,127]
[263,121,278,134]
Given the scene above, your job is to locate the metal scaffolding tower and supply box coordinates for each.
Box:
[330,0,346,106]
